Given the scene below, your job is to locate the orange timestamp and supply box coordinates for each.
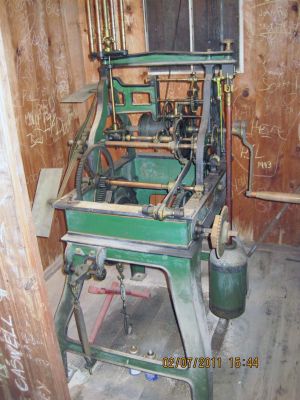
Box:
[162,356,259,369]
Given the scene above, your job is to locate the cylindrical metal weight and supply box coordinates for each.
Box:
[209,242,247,319]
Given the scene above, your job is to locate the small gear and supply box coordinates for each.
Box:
[211,206,230,258]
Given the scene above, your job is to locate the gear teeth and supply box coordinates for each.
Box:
[211,206,229,258]
[95,176,107,202]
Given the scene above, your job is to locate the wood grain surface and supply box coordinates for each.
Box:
[0,11,70,398]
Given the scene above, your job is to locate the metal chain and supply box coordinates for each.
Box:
[116,263,132,335]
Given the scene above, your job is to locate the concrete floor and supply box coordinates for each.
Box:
[46,244,300,400]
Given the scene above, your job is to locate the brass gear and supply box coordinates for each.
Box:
[211,206,230,258]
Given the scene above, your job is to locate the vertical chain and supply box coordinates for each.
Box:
[116,263,132,335]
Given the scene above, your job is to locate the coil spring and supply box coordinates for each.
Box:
[95,176,107,202]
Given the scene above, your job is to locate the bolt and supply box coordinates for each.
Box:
[129,345,138,355]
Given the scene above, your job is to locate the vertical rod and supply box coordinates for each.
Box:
[109,65,118,129]
[110,0,117,49]
[119,0,126,50]
[95,0,103,52]
[73,301,92,361]
[102,0,110,38]
[220,0,224,46]
[188,0,195,72]
[86,0,95,53]
[225,78,233,232]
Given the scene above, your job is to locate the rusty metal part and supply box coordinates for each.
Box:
[88,285,151,298]
[89,281,119,343]
[224,76,233,230]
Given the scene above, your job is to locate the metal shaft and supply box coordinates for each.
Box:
[125,135,173,142]
[119,0,126,49]
[109,0,117,49]
[102,0,111,38]
[105,140,194,150]
[73,301,92,359]
[106,178,194,192]
[225,79,233,230]
[157,78,205,82]
[95,0,103,52]
[108,67,118,130]
[86,0,95,53]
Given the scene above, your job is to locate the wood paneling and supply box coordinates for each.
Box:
[3,0,299,272]
[232,0,300,245]
[0,15,70,397]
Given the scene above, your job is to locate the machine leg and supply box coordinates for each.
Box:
[54,276,82,377]
[165,254,212,400]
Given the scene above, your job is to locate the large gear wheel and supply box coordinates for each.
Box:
[211,206,231,258]
[75,144,114,201]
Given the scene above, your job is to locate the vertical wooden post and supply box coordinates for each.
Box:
[0,17,70,400]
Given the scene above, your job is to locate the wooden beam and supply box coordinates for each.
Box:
[0,13,70,400]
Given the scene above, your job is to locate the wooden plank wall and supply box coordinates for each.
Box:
[0,14,70,397]
[233,0,300,245]
[3,0,300,270]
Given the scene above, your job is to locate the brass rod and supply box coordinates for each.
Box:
[106,179,194,192]
[225,78,233,231]
[108,180,168,190]
[119,0,126,49]
[108,67,117,130]
[102,0,111,37]
[157,78,205,82]
[95,0,103,52]
[86,0,95,53]
[109,0,117,49]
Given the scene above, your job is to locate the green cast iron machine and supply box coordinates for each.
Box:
[54,2,248,399]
